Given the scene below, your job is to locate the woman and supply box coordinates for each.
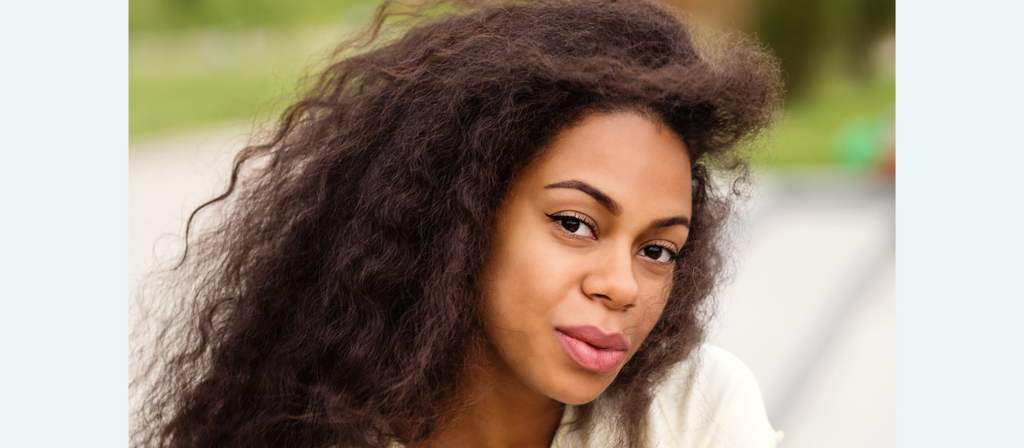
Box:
[132,0,783,447]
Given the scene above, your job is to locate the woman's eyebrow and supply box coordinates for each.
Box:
[650,216,690,229]
[544,180,621,215]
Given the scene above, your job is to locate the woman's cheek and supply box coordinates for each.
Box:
[629,289,671,350]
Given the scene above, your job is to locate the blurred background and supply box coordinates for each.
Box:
[129,0,894,446]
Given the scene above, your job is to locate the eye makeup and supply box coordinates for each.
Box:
[545,212,599,239]
[546,211,680,265]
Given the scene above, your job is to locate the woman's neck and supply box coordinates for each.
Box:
[422,345,565,448]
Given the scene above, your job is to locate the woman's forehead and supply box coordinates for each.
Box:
[521,112,692,212]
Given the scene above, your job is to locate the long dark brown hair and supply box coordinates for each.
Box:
[131,0,781,447]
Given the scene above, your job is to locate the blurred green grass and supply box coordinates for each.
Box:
[131,0,369,33]
[130,0,375,137]
[755,74,895,166]
[130,26,354,137]
[131,72,290,135]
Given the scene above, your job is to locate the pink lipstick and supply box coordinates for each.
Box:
[555,325,628,373]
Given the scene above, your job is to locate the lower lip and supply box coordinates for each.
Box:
[555,330,626,373]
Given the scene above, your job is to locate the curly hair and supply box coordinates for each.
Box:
[131,0,781,447]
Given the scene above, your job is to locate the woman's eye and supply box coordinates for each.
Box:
[546,213,596,239]
[641,245,676,263]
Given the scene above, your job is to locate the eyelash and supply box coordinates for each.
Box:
[640,244,679,265]
[544,212,679,264]
[545,212,598,239]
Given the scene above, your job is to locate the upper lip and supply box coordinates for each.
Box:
[555,325,628,351]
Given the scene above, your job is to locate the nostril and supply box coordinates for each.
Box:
[593,293,636,311]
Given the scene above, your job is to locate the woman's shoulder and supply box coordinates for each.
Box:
[646,344,784,448]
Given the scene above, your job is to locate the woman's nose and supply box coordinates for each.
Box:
[581,244,640,311]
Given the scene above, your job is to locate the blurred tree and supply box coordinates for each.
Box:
[849,0,896,75]
[749,0,893,98]
[751,0,822,98]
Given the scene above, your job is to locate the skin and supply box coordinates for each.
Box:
[425,112,693,448]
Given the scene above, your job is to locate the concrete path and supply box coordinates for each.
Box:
[129,128,895,447]
[710,172,894,447]
[129,127,247,293]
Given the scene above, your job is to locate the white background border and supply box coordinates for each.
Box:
[897,0,1024,446]
[1,1,127,446]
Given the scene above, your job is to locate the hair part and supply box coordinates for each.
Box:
[132,1,781,447]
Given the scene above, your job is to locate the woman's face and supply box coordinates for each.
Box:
[480,112,693,405]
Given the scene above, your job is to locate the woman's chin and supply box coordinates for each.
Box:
[557,394,602,406]
[544,372,616,405]
[552,389,606,406]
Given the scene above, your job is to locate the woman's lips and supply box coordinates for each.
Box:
[555,326,628,373]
